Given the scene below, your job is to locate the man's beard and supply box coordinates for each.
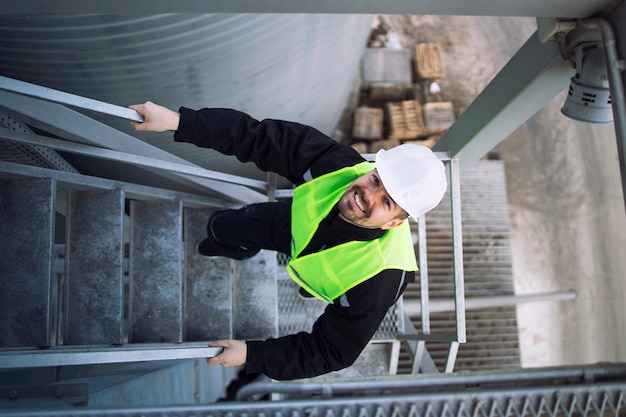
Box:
[338,186,371,225]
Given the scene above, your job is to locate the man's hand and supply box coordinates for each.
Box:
[129,101,181,132]
[206,339,247,368]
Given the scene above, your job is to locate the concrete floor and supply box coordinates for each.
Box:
[383,14,626,368]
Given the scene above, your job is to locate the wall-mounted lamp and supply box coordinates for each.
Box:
[561,43,613,123]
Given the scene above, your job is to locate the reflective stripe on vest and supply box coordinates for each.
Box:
[288,161,418,303]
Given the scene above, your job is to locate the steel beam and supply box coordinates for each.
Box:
[0,127,268,191]
[605,3,626,211]
[448,158,466,344]
[0,76,143,122]
[0,343,223,368]
[0,0,615,18]
[0,90,266,204]
[433,32,575,171]
[0,161,228,209]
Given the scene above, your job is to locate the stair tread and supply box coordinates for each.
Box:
[130,200,184,343]
[66,189,125,345]
[0,178,56,347]
[183,208,233,341]
[232,250,278,340]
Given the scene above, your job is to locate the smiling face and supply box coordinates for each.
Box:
[337,169,408,230]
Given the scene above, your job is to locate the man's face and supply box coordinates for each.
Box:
[337,169,407,229]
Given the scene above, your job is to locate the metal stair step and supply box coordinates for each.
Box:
[65,189,125,345]
[0,178,56,347]
[183,208,232,341]
[130,200,184,343]
[232,250,278,340]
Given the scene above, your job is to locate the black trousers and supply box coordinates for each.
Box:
[199,202,292,259]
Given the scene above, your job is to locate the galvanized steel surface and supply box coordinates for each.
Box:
[0,14,372,185]
[65,189,125,345]
[0,343,224,368]
[183,208,234,341]
[232,250,279,340]
[0,179,56,347]
[130,200,184,343]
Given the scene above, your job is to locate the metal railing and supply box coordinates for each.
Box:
[3,364,625,417]
[399,157,466,374]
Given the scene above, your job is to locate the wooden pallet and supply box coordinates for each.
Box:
[415,43,445,80]
[387,100,452,140]
[368,83,412,100]
[352,106,383,140]
[423,102,455,129]
[386,100,424,140]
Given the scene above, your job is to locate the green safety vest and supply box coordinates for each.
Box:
[288,161,418,303]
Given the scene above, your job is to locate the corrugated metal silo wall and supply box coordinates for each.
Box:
[0,14,373,184]
[399,159,521,373]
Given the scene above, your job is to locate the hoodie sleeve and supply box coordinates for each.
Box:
[173,107,361,185]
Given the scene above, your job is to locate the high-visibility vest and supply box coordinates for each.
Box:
[288,161,418,303]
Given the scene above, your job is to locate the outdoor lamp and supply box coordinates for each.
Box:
[561,43,613,123]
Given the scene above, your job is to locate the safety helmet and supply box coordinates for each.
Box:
[376,144,447,220]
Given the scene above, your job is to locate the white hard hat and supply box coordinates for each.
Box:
[375,144,447,220]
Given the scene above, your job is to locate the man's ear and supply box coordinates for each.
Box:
[381,218,404,230]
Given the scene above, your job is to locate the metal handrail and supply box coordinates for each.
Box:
[0,75,270,197]
[0,75,144,122]
[0,343,223,369]
[235,362,626,401]
[397,157,466,374]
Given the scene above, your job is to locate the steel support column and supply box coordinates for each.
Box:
[606,2,626,209]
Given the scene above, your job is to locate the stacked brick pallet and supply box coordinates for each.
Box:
[351,42,456,154]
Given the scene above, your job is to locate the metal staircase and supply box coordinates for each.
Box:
[0,161,278,367]
[0,78,469,398]
[0,77,279,372]
[0,76,467,375]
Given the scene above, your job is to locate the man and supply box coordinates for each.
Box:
[130,101,447,380]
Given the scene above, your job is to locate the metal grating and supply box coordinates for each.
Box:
[6,379,625,417]
[399,159,520,373]
[0,113,77,172]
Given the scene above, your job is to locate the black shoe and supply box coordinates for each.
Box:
[196,237,260,261]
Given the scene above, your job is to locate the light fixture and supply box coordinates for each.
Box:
[561,43,613,123]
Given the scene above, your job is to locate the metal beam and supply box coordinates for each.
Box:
[0,161,229,209]
[0,127,268,191]
[0,76,143,123]
[433,31,575,170]
[0,0,615,18]
[0,90,266,204]
[605,3,626,211]
[0,343,223,369]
